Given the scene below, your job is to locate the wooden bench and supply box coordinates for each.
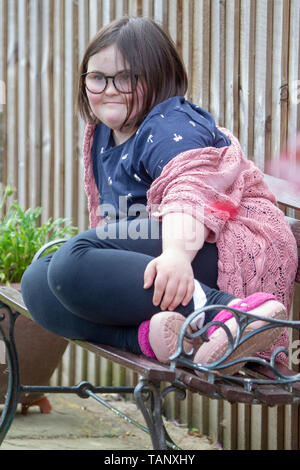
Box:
[0,174,299,450]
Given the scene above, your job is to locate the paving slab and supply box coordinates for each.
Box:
[0,393,220,451]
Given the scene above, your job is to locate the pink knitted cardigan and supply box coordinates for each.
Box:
[83,123,298,365]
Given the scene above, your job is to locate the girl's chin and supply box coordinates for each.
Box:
[99,116,126,129]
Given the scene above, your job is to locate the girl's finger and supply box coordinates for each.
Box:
[160,278,180,310]
[152,274,168,307]
[181,280,195,307]
[143,260,157,289]
[167,281,189,311]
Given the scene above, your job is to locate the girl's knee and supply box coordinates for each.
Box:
[47,236,90,297]
[20,255,52,314]
[21,255,51,292]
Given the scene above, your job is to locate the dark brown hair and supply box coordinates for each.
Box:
[77,16,188,130]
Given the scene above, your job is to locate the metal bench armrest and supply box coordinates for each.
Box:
[32,238,69,263]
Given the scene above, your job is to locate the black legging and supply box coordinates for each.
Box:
[21,218,235,353]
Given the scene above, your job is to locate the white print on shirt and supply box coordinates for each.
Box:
[189,120,196,127]
[160,114,165,118]
[134,173,141,182]
[173,133,183,142]
[121,154,128,160]
[108,177,113,185]
[157,159,164,171]
[125,193,132,199]
[100,147,105,153]
[147,134,154,143]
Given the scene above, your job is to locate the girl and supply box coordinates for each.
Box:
[21,17,298,373]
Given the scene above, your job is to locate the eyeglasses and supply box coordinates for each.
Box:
[82,70,139,94]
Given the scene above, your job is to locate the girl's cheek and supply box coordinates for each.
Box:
[86,91,102,106]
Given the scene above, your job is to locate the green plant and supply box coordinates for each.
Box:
[0,185,78,283]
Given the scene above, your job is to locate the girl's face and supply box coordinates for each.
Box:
[86,44,143,145]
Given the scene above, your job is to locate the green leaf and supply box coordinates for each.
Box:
[0,186,78,282]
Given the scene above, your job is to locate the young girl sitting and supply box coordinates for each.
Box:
[21,17,298,374]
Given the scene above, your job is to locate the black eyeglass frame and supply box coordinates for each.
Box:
[81,71,139,95]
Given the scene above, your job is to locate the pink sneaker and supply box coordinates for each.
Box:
[147,311,203,363]
[193,292,286,375]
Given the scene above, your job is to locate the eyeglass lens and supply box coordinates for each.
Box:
[85,71,136,94]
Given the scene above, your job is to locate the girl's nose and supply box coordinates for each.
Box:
[104,77,119,95]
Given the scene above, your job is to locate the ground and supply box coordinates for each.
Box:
[1,393,221,451]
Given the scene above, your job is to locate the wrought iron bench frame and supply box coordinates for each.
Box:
[0,174,299,450]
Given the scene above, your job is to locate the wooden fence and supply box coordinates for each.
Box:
[0,0,300,450]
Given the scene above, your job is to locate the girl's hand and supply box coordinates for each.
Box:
[143,250,195,311]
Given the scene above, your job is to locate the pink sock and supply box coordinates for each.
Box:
[138,320,157,359]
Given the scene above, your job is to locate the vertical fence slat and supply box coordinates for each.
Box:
[153,0,163,24]
[279,0,290,156]
[239,0,255,157]
[167,0,177,46]
[237,403,251,449]
[224,0,239,134]
[41,0,53,222]
[28,0,40,211]
[17,0,27,209]
[89,0,100,40]
[181,0,193,101]
[269,0,286,161]
[192,0,210,110]
[53,0,64,220]
[102,0,112,25]
[64,0,74,221]
[288,0,300,144]
[0,0,6,111]
[142,0,153,18]
[0,0,7,187]
[77,0,89,232]
[6,0,18,193]
[253,0,269,169]
[210,0,221,123]
[264,0,273,166]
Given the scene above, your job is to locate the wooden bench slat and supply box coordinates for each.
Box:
[72,340,175,382]
[0,285,29,317]
[241,365,297,405]
[264,174,300,211]
[216,381,255,404]
[253,386,294,405]
[175,369,217,396]
[226,371,295,405]
[286,217,300,247]
[264,175,300,284]
[245,363,300,397]
[286,218,300,283]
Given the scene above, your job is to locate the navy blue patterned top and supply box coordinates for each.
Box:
[92,96,230,221]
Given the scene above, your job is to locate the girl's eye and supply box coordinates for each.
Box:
[85,73,106,93]
[91,73,105,82]
[118,72,131,82]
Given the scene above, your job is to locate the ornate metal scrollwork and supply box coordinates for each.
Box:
[0,303,20,444]
[134,378,186,450]
[168,304,300,389]
[161,383,186,401]
[134,378,168,449]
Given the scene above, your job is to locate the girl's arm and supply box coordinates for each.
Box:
[144,212,209,311]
